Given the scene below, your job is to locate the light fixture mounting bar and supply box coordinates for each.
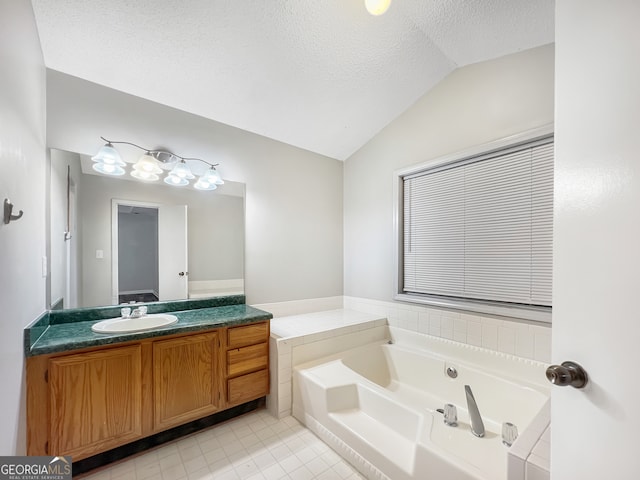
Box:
[100,136,219,168]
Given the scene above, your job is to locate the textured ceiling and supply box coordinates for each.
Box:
[31,0,554,160]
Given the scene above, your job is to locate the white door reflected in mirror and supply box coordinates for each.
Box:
[112,201,188,305]
[158,204,188,301]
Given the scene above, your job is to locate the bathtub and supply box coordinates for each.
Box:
[292,332,549,480]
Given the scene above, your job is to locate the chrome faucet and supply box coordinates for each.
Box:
[130,306,147,318]
[464,385,485,438]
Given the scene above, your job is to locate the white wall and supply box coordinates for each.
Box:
[0,0,46,454]
[344,44,555,310]
[188,194,244,282]
[46,71,343,305]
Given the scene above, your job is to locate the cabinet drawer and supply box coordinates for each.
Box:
[227,369,269,405]
[227,343,268,377]
[227,322,269,348]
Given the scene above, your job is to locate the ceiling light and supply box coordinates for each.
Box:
[91,137,223,190]
[365,0,391,15]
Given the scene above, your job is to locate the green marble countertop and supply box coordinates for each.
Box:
[25,300,272,357]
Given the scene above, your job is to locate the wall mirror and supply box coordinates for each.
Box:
[48,148,245,310]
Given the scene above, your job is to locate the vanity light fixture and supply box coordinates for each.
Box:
[131,152,163,182]
[165,159,195,186]
[92,137,223,190]
[194,166,225,191]
[365,0,391,16]
[91,142,126,176]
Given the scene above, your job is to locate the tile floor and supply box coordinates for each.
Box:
[76,409,365,480]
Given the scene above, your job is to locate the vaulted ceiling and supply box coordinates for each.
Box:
[31,0,554,160]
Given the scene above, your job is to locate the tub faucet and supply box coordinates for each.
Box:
[464,385,485,438]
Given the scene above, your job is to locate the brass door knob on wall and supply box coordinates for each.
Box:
[546,361,588,388]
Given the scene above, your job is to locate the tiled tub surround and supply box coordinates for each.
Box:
[343,296,552,363]
[265,295,551,421]
[292,328,550,480]
[263,297,551,480]
[25,295,272,356]
[508,401,550,480]
[268,309,389,418]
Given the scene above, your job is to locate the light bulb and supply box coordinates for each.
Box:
[133,153,162,174]
[164,174,189,186]
[194,178,217,191]
[131,169,159,182]
[169,160,195,179]
[365,0,391,15]
[92,162,125,176]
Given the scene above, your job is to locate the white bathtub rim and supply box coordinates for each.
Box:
[293,330,550,394]
[299,411,393,480]
[388,327,550,390]
[292,335,550,480]
[294,363,497,480]
[295,409,490,480]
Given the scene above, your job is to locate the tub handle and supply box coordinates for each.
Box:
[546,361,588,389]
[443,403,458,427]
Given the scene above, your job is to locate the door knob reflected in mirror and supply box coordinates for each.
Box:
[546,361,588,389]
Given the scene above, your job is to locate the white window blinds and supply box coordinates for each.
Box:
[403,138,553,307]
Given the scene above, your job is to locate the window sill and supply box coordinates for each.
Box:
[394,293,551,324]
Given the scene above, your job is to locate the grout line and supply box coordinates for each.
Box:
[77,409,366,480]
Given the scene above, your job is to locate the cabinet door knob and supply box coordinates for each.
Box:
[178,271,189,277]
[546,361,588,388]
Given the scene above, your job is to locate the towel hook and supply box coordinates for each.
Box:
[4,198,24,224]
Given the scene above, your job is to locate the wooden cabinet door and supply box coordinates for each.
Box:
[48,345,143,459]
[153,332,221,431]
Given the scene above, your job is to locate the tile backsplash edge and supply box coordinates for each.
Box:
[252,295,551,363]
[23,310,50,354]
[47,294,246,325]
[344,296,551,363]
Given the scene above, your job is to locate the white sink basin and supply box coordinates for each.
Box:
[91,314,178,334]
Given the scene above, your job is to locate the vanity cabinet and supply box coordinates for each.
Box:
[226,323,269,406]
[153,331,222,431]
[27,320,269,461]
[48,345,143,459]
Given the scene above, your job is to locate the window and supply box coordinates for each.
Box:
[396,132,553,322]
